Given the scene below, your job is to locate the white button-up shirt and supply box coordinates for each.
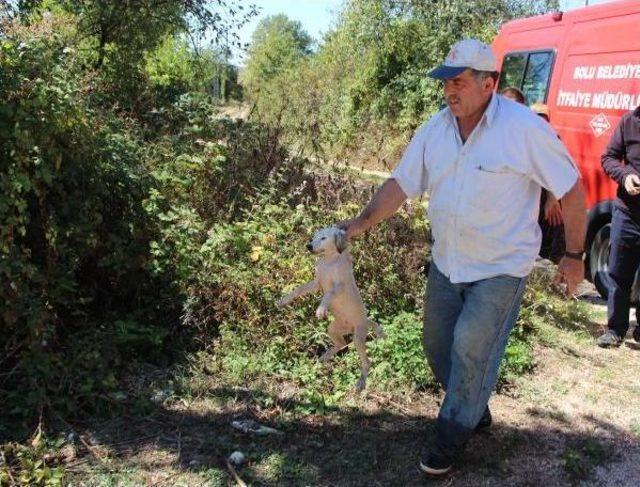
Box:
[391,94,579,283]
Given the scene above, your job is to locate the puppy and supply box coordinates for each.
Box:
[277,226,385,392]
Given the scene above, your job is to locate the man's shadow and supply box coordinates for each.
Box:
[60,385,633,486]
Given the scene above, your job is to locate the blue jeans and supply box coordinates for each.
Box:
[423,263,528,456]
[607,206,640,337]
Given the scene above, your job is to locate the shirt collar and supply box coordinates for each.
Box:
[484,93,499,126]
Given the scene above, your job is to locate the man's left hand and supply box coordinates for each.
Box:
[554,256,584,297]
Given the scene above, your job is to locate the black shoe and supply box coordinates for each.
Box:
[419,447,452,476]
[596,329,623,348]
[475,406,492,432]
[633,326,640,343]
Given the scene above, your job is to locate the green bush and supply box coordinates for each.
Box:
[0,432,68,486]
[145,35,239,104]
[157,165,428,404]
[0,13,179,426]
[0,10,305,428]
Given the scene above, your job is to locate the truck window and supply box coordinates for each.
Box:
[498,50,554,104]
[521,52,553,104]
[498,53,527,92]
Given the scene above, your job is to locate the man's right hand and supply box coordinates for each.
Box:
[336,216,366,240]
[624,173,640,196]
[335,179,408,240]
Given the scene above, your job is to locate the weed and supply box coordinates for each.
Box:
[562,438,611,485]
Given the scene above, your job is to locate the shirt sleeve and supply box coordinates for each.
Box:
[525,119,579,199]
[601,114,634,186]
[390,124,429,199]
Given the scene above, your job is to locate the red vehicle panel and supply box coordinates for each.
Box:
[492,0,640,296]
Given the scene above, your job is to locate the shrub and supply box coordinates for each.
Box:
[0,432,69,486]
[0,13,179,427]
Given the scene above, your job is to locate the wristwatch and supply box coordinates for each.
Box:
[564,250,585,261]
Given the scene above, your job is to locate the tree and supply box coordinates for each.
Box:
[242,14,312,97]
[245,0,560,165]
[3,1,256,110]
[9,0,257,70]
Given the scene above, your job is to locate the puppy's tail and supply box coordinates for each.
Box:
[368,319,386,340]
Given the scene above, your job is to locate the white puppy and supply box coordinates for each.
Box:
[277,226,385,392]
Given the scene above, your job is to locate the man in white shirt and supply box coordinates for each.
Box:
[339,39,586,475]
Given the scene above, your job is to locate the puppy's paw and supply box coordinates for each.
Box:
[315,305,328,319]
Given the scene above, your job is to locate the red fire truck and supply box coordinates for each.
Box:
[492,0,640,299]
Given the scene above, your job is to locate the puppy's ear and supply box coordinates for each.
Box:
[334,229,348,253]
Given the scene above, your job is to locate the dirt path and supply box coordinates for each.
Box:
[479,289,640,487]
[68,287,640,486]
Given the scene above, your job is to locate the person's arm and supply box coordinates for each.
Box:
[555,179,587,295]
[544,191,563,226]
[601,117,632,186]
[522,118,586,295]
[602,116,640,195]
[340,178,408,239]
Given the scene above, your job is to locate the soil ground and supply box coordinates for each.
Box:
[63,283,640,487]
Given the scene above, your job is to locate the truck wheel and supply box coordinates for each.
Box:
[589,222,640,303]
[589,223,611,300]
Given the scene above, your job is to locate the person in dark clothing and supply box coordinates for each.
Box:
[538,190,566,263]
[597,105,640,347]
[530,102,566,263]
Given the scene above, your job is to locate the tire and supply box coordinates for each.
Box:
[589,222,640,303]
[589,223,612,300]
